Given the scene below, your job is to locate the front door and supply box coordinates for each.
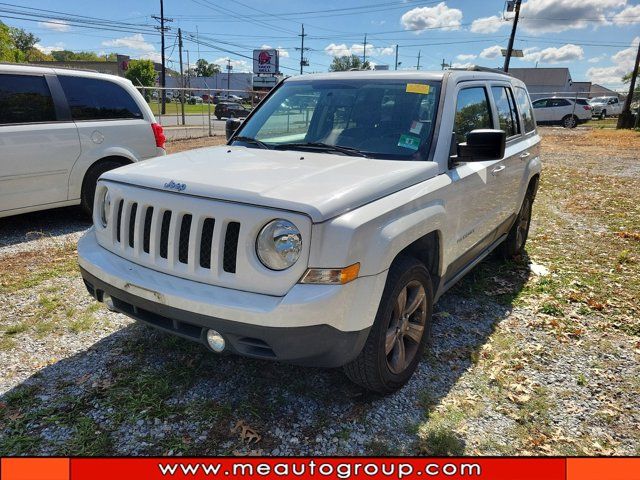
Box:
[0,73,80,213]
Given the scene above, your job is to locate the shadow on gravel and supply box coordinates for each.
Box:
[0,206,91,249]
[0,255,531,456]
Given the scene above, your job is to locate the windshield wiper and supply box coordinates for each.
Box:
[274,142,369,158]
[232,136,270,149]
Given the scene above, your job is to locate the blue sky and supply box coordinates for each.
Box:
[5,0,640,88]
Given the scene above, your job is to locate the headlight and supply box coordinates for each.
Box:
[256,219,302,270]
[99,188,111,228]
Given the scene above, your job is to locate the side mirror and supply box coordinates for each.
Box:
[457,129,506,161]
[225,118,242,140]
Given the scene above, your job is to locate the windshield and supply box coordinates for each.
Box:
[233,79,441,160]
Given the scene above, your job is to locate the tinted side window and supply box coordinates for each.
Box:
[0,74,56,124]
[58,76,142,120]
[491,86,520,137]
[549,99,570,107]
[532,99,547,108]
[514,87,536,133]
[453,87,492,143]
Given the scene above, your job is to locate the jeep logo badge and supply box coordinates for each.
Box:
[164,180,186,192]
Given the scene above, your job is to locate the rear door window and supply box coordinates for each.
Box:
[0,74,56,124]
[491,86,520,137]
[453,87,492,143]
[58,76,143,121]
[514,87,536,133]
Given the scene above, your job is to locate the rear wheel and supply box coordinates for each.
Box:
[600,110,606,120]
[562,114,577,128]
[500,190,534,258]
[80,159,127,216]
[344,256,432,393]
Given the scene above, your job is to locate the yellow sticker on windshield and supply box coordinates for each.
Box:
[406,83,430,94]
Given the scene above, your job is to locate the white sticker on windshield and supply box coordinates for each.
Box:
[409,121,423,135]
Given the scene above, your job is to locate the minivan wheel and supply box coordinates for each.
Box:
[343,256,432,394]
[600,110,606,120]
[500,191,534,258]
[80,159,127,216]
[562,114,577,128]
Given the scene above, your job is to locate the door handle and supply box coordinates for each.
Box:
[491,165,506,176]
[519,152,531,160]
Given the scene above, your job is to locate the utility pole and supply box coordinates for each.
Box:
[178,28,185,125]
[394,44,399,70]
[152,0,172,114]
[362,33,368,66]
[416,50,421,71]
[226,58,232,94]
[296,24,309,75]
[503,0,522,72]
[617,39,640,129]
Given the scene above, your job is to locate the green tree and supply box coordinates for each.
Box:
[50,50,109,62]
[0,21,16,62]
[9,27,38,53]
[329,54,371,72]
[194,58,221,76]
[124,59,158,87]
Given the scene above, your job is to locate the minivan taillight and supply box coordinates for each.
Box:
[583,105,591,110]
[151,123,166,149]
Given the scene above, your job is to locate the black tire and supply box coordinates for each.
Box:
[216,115,222,120]
[562,114,578,128]
[600,110,606,120]
[500,189,534,259]
[80,159,127,216]
[344,255,433,394]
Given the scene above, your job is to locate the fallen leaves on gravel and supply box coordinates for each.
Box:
[231,420,261,444]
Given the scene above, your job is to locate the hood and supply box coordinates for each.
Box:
[101,146,440,222]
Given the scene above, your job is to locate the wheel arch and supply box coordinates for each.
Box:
[392,230,443,295]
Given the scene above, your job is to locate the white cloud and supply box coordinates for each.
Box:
[470,15,508,34]
[613,4,640,25]
[39,20,70,32]
[521,43,584,63]
[35,42,65,54]
[456,53,477,61]
[480,45,503,59]
[519,0,626,34]
[138,52,162,63]
[102,34,155,53]
[588,55,605,63]
[451,62,474,68]
[587,36,639,86]
[400,2,463,32]
[260,44,290,58]
[324,43,396,57]
[213,57,251,73]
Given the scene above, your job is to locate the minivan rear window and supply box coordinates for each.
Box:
[0,74,56,124]
[58,76,143,121]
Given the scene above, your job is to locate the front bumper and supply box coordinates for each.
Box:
[78,229,386,367]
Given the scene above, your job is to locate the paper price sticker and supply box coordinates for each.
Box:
[406,83,430,95]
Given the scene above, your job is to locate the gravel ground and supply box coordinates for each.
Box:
[0,129,638,456]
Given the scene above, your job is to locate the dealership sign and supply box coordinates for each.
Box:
[253,49,279,74]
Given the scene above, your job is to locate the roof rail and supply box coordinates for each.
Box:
[450,65,511,75]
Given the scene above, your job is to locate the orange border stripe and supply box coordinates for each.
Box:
[1,458,69,480]
[567,458,640,480]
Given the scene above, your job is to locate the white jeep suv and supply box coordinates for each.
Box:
[0,64,165,219]
[78,68,541,392]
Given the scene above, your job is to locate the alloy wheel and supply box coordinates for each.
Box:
[385,280,427,374]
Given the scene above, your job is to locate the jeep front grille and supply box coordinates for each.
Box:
[94,181,311,297]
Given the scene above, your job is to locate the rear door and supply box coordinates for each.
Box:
[547,98,571,123]
[489,83,526,228]
[0,72,80,213]
[57,75,157,170]
[531,98,549,122]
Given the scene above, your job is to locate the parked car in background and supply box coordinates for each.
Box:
[589,96,622,119]
[215,102,251,119]
[188,95,203,105]
[79,68,541,393]
[532,97,592,128]
[0,64,165,218]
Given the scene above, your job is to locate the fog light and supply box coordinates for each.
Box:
[206,329,225,352]
[102,293,116,311]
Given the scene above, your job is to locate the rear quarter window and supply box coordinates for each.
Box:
[0,74,56,124]
[58,76,143,121]
[514,87,536,133]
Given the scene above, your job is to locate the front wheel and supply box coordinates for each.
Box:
[600,110,606,120]
[562,114,577,128]
[344,256,433,393]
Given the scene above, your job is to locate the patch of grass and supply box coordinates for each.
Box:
[419,426,465,456]
[61,416,114,455]
[538,302,564,317]
[69,312,97,333]
[4,323,29,336]
[0,336,16,350]
[577,373,587,386]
